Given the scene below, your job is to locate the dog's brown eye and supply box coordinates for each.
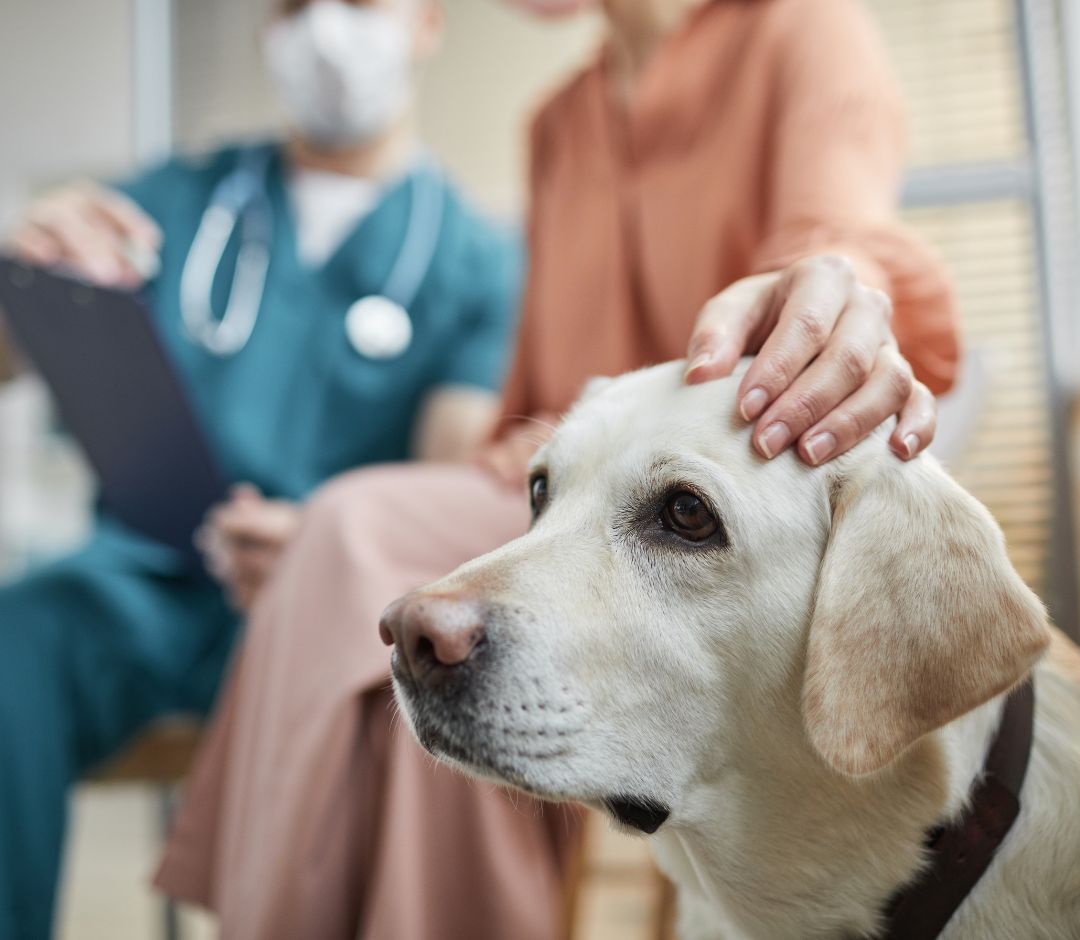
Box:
[530,473,549,518]
[661,491,718,542]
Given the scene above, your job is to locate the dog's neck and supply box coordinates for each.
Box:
[649,695,1007,940]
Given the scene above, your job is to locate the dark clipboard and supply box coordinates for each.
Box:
[0,257,228,562]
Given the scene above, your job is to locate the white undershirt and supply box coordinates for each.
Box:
[287,168,381,268]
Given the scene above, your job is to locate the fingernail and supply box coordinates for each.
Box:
[896,433,920,459]
[804,432,837,466]
[758,421,790,459]
[685,351,713,379]
[89,258,120,283]
[740,387,769,422]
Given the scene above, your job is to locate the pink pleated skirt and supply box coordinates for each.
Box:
[156,463,583,940]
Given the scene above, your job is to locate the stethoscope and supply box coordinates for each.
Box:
[179,147,445,359]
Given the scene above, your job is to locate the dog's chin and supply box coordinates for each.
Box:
[392,672,672,835]
[417,719,671,833]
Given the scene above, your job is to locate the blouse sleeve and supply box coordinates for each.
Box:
[752,0,960,395]
[495,106,555,437]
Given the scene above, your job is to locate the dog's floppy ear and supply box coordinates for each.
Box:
[803,448,1049,776]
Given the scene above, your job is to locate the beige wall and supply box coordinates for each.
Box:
[418,3,601,214]
[0,0,598,223]
[0,0,136,564]
[173,0,601,215]
[0,0,135,228]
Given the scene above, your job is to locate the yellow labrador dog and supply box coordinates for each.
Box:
[381,361,1080,939]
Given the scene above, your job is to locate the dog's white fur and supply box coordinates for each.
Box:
[392,361,1080,939]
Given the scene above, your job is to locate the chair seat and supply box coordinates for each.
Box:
[88,720,202,785]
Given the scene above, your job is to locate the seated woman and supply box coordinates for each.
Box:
[156,0,959,937]
[0,1,519,937]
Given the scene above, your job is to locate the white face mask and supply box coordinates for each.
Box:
[264,2,413,150]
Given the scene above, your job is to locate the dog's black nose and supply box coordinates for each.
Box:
[380,592,487,681]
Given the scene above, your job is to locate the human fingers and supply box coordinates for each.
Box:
[210,501,258,547]
[82,183,162,251]
[684,272,779,383]
[199,500,232,542]
[195,521,234,584]
[8,225,63,267]
[735,256,856,422]
[749,284,893,460]
[22,195,137,285]
[75,183,161,284]
[230,542,281,582]
[217,499,301,548]
[889,380,937,460]
[204,485,262,547]
[794,345,916,466]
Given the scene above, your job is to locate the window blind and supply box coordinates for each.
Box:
[866,0,1075,607]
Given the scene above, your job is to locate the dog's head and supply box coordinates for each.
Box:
[382,362,1049,834]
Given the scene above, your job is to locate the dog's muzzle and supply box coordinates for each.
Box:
[381,590,586,796]
[380,591,672,834]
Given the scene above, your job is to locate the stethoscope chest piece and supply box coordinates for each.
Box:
[345,295,413,359]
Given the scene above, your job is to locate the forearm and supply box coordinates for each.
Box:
[412,386,501,463]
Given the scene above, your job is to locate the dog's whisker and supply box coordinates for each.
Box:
[519,415,558,434]
[517,433,549,448]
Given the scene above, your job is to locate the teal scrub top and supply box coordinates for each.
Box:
[0,143,521,711]
[117,142,522,501]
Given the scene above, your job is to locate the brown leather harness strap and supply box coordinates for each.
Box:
[880,679,1035,939]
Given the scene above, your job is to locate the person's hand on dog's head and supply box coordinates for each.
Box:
[684,254,936,467]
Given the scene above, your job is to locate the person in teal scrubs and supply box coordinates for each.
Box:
[0,1,519,936]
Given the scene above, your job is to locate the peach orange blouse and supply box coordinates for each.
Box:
[500,0,959,430]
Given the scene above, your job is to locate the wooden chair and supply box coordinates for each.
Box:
[90,721,203,787]
[87,720,203,940]
[88,723,674,940]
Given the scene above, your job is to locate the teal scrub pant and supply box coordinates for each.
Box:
[0,537,236,940]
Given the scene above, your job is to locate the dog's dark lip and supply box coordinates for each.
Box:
[397,684,672,827]
[602,795,671,834]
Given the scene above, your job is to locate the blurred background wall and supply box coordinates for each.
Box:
[0,1,135,228]
[0,0,137,566]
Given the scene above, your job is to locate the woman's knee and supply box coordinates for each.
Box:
[300,463,460,550]
[302,465,404,540]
